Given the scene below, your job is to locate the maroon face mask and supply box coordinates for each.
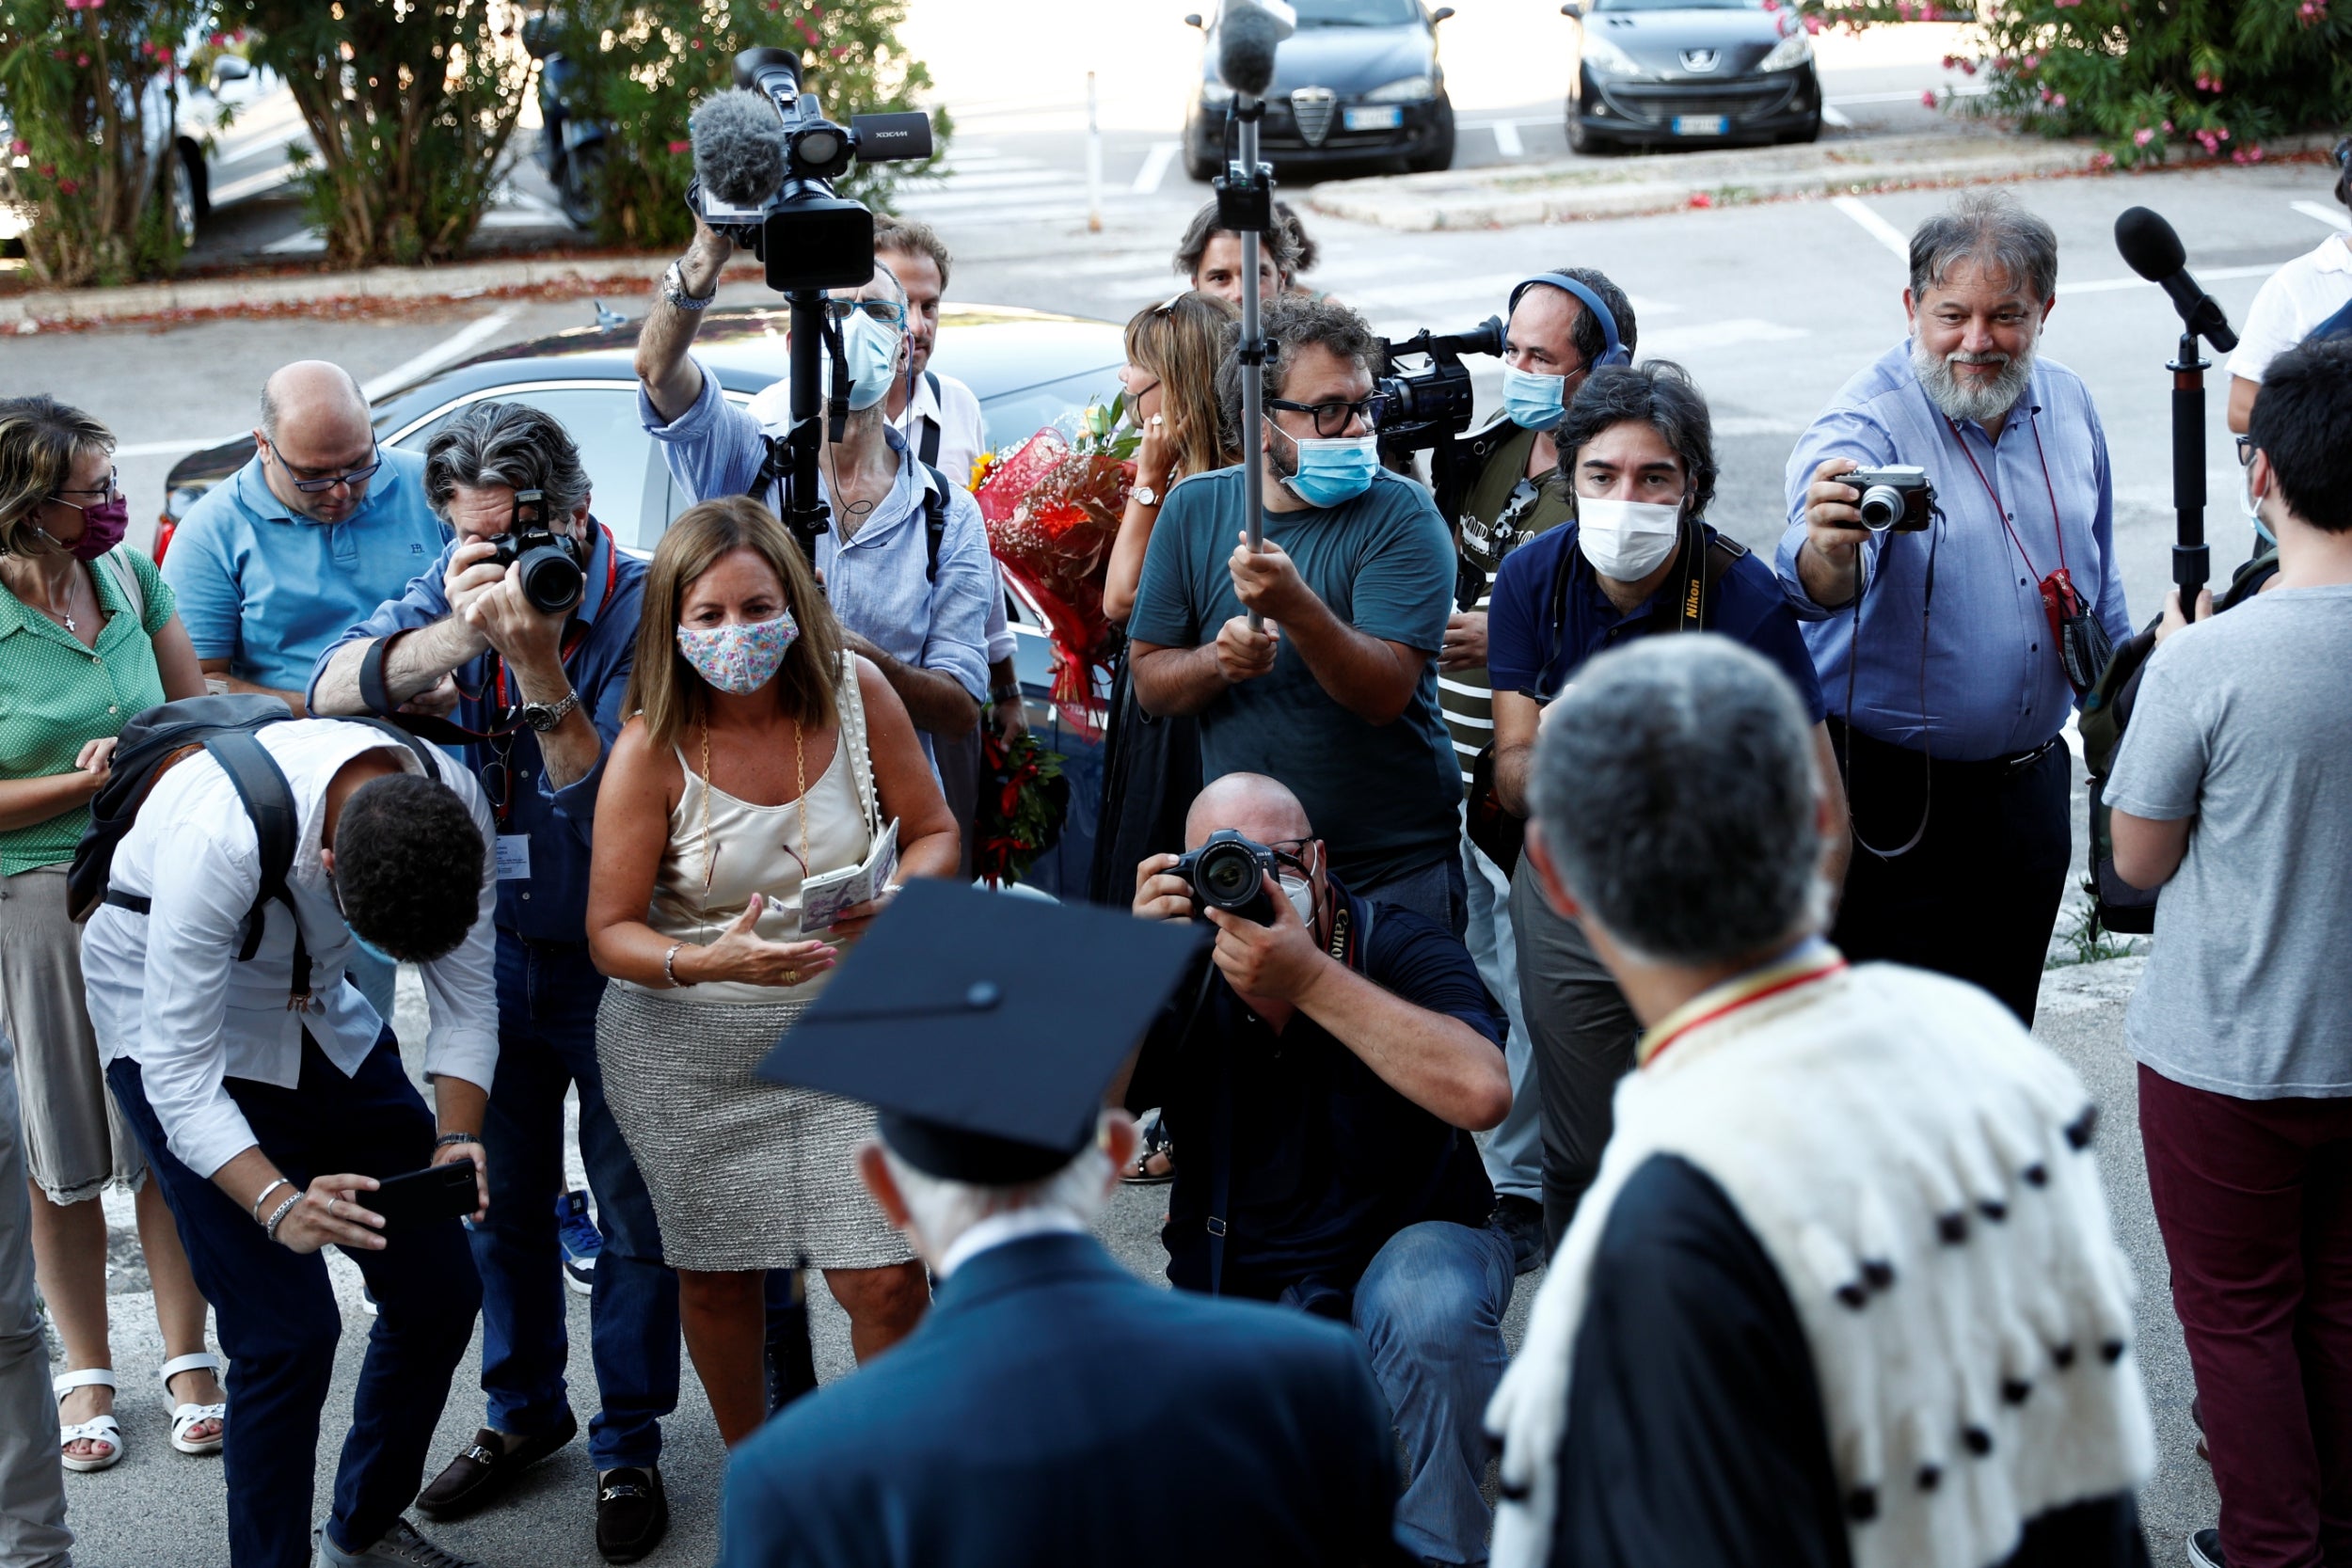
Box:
[45,494,129,562]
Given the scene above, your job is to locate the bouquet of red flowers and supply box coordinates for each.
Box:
[972,397,1139,744]
[975,728,1069,890]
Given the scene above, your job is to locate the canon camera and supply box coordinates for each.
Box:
[489,488,585,615]
[1174,830,1283,927]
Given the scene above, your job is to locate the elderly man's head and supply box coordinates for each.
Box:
[1526,637,1832,972]
[857,1110,1136,1272]
[255,361,378,524]
[1904,191,2059,428]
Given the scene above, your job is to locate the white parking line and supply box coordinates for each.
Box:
[1820,104,1854,129]
[1832,196,1911,261]
[2292,199,2351,233]
[1132,142,1181,195]
[1491,120,1525,158]
[2058,263,2277,296]
[361,307,521,402]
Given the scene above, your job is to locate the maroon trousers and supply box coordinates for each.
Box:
[2140,1063,2352,1568]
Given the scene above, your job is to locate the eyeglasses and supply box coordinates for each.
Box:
[49,470,122,504]
[2234,434,2255,467]
[266,442,384,495]
[1267,394,1389,437]
[1266,837,1315,876]
[820,297,906,328]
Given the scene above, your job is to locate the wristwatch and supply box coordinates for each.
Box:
[660,258,716,312]
[520,690,580,733]
[1130,483,1161,508]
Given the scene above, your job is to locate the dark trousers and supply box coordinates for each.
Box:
[473,936,678,1469]
[1508,860,1638,1253]
[108,1036,480,1568]
[2141,1065,2352,1568]
[932,722,981,881]
[1829,721,2071,1025]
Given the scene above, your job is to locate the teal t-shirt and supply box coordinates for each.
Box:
[1126,466,1460,889]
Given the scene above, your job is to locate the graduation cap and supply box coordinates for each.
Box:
[755,879,1204,1185]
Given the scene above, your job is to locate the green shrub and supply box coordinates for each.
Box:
[1801,0,2350,167]
[223,0,532,266]
[0,0,215,286]
[540,0,947,250]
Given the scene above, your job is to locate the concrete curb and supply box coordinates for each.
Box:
[1307,130,2342,231]
[1,253,768,330]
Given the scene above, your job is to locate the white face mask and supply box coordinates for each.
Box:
[1576,496,1684,580]
[1279,871,1315,927]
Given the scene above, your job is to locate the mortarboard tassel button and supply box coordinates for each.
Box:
[1963,1426,1994,1457]
[2053,1342,2077,1370]
[1915,1463,1942,1493]
[1938,1212,1969,1244]
[1846,1486,1879,1522]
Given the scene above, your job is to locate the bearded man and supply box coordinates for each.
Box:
[1777,191,2130,1024]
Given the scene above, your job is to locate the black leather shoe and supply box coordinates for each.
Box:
[414,1411,579,1518]
[596,1466,668,1563]
[1488,1195,1546,1275]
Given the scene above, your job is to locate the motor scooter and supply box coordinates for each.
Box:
[522,11,606,230]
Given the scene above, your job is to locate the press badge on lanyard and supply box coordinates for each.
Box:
[496,835,532,880]
[1948,415,2113,695]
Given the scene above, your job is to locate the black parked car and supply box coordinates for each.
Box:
[1561,0,1822,153]
[1182,0,1458,182]
[154,303,1127,898]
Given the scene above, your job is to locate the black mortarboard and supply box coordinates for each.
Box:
[755,879,1204,1184]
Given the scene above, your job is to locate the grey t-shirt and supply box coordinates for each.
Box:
[2105,584,2352,1098]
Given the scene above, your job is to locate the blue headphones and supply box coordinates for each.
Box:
[1509,273,1630,368]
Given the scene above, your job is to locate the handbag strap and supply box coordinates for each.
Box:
[836,650,882,842]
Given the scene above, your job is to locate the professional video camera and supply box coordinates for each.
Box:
[1375,317,1503,525]
[488,488,586,614]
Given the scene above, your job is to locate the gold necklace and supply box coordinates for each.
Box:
[698,715,809,899]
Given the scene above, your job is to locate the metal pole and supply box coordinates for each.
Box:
[1086,71,1104,235]
[2169,329,2209,621]
[1238,101,1266,629]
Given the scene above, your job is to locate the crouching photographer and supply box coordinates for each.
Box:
[1128,772,1512,1568]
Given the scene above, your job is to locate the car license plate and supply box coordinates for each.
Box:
[1672,115,1730,135]
[1343,105,1405,131]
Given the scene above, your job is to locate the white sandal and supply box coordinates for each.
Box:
[54,1368,123,1473]
[160,1352,227,1457]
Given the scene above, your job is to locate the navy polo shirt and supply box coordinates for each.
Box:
[1487,521,1828,721]
[310,523,645,944]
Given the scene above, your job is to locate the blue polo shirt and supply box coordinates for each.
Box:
[309,524,645,945]
[163,449,451,696]
[1487,520,1828,721]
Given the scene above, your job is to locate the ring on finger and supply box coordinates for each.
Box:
[326,1195,338,1218]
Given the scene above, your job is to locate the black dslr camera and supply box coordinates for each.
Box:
[1845,466,1936,532]
[1173,830,1281,927]
[488,489,585,614]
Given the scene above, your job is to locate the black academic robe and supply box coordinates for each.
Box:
[1553,1154,2153,1568]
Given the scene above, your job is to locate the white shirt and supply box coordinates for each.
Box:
[2227,233,2352,384]
[82,720,500,1178]
[897,369,1015,668]
[935,1207,1089,1279]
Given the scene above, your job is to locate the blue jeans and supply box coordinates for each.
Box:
[472,936,679,1470]
[1360,853,1470,942]
[1354,1219,1518,1566]
[1462,824,1540,1205]
[109,1035,480,1568]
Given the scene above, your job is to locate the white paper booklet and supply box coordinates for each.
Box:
[799,818,899,934]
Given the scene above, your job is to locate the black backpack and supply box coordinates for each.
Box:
[744,442,953,580]
[69,694,442,1007]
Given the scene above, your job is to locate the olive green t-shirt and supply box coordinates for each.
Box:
[0,547,174,874]
[1438,424,1574,786]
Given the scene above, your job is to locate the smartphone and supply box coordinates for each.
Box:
[366,1159,478,1232]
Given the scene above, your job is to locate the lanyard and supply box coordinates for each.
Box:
[492,524,619,709]
[1946,412,2069,582]
[1637,947,1848,1069]
[477,525,618,825]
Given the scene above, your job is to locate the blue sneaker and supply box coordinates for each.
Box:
[556,1189,600,1296]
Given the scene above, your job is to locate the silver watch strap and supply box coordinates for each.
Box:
[662,260,716,312]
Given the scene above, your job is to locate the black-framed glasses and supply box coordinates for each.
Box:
[1266,393,1389,437]
[820,297,906,328]
[266,442,384,495]
[2234,434,2255,467]
[1267,836,1315,876]
[50,469,122,504]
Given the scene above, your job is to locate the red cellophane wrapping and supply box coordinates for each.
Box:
[975,429,1131,743]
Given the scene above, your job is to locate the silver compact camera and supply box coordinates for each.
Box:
[1845,466,1935,532]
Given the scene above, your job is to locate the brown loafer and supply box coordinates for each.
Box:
[415,1412,579,1518]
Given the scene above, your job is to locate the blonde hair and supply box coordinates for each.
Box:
[0,396,114,556]
[1124,291,1241,483]
[626,496,846,751]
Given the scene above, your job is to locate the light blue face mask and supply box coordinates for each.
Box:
[1274,425,1380,508]
[824,310,902,412]
[1501,364,1568,431]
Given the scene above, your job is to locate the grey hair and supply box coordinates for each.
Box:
[880,1129,1117,1260]
[1530,637,1824,965]
[1216,293,1378,436]
[421,402,590,520]
[1908,189,2059,304]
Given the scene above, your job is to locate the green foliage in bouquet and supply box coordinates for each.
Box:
[226,0,532,266]
[1798,0,2349,168]
[536,0,948,250]
[0,0,214,285]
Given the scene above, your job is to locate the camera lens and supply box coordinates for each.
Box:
[514,545,586,615]
[1200,845,1257,904]
[1858,485,1901,531]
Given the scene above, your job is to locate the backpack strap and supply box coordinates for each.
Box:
[200,733,310,1005]
[919,462,949,584]
[917,372,943,467]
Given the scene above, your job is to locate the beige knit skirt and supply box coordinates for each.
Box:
[0,866,145,1203]
[595,983,910,1273]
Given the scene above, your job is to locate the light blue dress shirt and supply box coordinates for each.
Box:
[638,363,993,762]
[1776,341,2134,762]
[163,449,451,696]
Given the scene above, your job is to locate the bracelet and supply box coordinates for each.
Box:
[663,942,694,988]
[435,1132,479,1148]
[249,1177,292,1226]
[262,1192,302,1242]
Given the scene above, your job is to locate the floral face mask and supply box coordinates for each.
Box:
[675,611,800,695]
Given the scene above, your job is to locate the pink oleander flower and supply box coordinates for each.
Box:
[8,139,24,156]
[2052,92,2066,106]
[2161,119,2173,131]
[2090,150,2116,169]
[2134,127,2155,145]
[667,139,691,154]
[1921,89,1939,107]
[57,178,78,194]
[1959,58,1978,74]
[2024,52,2042,68]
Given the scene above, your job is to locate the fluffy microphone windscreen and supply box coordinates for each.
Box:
[1217,0,1295,100]
[691,89,788,209]
[2114,206,2187,282]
